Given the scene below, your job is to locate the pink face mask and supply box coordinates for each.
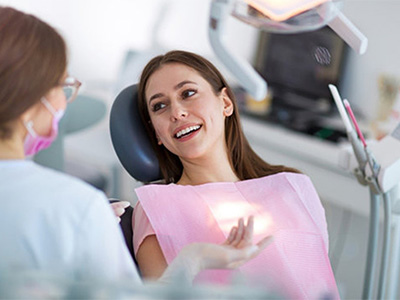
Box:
[23,98,65,156]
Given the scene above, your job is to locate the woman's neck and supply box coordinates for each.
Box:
[0,134,25,160]
[177,151,239,186]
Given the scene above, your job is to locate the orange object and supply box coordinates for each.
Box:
[245,0,329,21]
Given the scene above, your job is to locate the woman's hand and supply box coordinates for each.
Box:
[158,216,273,284]
[109,200,130,223]
[197,215,273,270]
[223,216,255,248]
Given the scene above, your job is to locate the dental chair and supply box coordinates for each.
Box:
[109,84,161,271]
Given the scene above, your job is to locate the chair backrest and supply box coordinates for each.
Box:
[109,199,139,270]
[109,84,161,183]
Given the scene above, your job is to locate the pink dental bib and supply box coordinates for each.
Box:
[135,172,339,299]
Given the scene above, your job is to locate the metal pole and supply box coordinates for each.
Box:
[362,190,381,299]
[377,192,392,299]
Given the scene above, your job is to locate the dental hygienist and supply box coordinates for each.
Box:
[0,6,271,285]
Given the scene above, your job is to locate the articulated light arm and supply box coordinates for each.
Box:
[326,5,368,55]
[209,0,267,101]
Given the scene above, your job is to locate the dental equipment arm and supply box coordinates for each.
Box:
[329,84,379,299]
[326,6,368,55]
[338,121,400,299]
[336,106,400,195]
[330,85,400,300]
[209,0,368,101]
[209,0,267,101]
[329,85,369,185]
[358,123,400,299]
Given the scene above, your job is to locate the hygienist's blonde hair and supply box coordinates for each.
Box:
[138,50,300,183]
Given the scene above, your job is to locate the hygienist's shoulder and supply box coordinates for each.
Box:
[26,161,108,204]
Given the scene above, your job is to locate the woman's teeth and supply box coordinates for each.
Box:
[175,125,201,138]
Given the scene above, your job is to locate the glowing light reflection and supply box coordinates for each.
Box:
[210,201,273,236]
[244,0,329,21]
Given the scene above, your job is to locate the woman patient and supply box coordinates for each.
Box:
[132,50,340,299]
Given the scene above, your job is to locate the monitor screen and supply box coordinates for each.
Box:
[254,26,347,102]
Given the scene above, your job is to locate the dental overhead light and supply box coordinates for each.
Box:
[209,0,368,100]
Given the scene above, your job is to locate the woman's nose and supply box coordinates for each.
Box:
[170,102,188,122]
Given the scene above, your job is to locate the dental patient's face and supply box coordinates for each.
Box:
[145,63,232,161]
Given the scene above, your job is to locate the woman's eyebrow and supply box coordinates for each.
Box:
[149,80,198,104]
[149,93,163,103]
[174,80,197,90]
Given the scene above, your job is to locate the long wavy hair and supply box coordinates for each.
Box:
[138,50,300,183]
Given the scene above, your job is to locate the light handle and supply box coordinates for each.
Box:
[326,6,368,55]
[209,0,268,101]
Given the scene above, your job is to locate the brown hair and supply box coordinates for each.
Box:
[0,6,67,139]
[138,50,300,183]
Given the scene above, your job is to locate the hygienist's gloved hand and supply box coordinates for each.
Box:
[109,200,130,223]
[158,216,273,284]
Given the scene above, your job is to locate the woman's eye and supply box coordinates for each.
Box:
[152,102,166,112]
[182,89,197,99]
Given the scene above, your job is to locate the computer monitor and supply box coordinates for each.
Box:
[254,26,348,113]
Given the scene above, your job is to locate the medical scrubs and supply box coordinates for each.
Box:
[0,160,140,282]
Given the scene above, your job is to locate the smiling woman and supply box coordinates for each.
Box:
[132,50,340,299]
[144,63,233,173]
[137,50,300,185]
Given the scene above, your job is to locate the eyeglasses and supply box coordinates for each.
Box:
[62,76,82,103]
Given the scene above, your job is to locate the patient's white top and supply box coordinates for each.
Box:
[0,160,140,283]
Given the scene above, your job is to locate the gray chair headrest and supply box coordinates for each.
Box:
[109,84,161,182]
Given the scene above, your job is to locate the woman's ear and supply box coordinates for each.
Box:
[155,133,163,146]
[220,87,234,117]
[148,119,162,145]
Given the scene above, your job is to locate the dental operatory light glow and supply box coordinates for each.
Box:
[232,0,342,34]
[244,0,328,21]
[208,201,273,235]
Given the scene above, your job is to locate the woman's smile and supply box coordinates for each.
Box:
[174,124,202,140]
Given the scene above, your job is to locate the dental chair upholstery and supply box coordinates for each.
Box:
[109,199,137,268]
[110,84,161,183]
[109,84,162,271]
